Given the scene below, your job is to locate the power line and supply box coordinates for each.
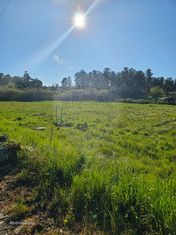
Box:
[0,0,10,20]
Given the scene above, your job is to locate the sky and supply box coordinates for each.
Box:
[0,0,176,85]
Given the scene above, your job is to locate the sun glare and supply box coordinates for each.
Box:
[74,13,86,29]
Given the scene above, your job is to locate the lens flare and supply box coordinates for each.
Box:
[27,0,100,69]
[74,13,86,29]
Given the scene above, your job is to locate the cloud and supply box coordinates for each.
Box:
[53,54,65,64]
[68,65,75,70]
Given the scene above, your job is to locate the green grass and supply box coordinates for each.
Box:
[0,101,176,234]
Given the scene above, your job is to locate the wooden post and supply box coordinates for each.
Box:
[50,128,53,144]
[60,108,63,125]
[55,105,58,124]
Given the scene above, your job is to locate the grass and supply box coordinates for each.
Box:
[10,200,30,220]
[0,101,176,234]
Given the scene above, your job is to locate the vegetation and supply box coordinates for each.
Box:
[0,68,176,102]
[61,67,176,101]
[0,101,176,234]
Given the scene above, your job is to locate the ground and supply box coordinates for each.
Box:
[0,101,176,234]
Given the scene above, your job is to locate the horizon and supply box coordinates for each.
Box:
[1,66,176,87]
[1,0,176,85]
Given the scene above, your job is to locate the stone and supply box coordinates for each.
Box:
[33,127,46,131]
[0,143,20,164]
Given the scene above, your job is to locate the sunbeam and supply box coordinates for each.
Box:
[85,0,99,16]
[27,0,101,70]
[28,26,75,70]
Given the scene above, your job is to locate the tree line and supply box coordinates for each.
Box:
[0,71,43,89]
[61,67,176,99]
[0,68,176,101]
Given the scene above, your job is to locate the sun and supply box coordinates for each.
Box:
[74,12,86,29]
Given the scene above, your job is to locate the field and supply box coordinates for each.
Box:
[0,101,176,234]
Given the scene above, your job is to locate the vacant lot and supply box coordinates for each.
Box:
[0,101,176,234]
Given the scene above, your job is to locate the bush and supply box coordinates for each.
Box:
[150,86,165,99]
[0,87,53,101]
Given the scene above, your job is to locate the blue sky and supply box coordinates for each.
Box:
[0,0,176,85]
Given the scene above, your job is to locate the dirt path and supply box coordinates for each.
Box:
[0,142,80,235]
[0,168,19,235]
[0,168,78,235]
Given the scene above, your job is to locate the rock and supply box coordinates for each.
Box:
[33,127,46,131]
[0,143,20,165]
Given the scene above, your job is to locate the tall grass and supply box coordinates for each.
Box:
[0,101,176,233]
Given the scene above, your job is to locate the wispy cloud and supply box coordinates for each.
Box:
[68,65,75,70]
[53,54,65,64]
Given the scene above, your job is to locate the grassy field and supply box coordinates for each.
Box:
[0,101,176,234]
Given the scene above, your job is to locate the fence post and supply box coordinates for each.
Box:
[55,105,58,124]
[60,108,63,125]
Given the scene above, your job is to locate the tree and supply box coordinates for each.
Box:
[0,73,5,85]
[164,78,174,93]
[67,76,72,87]
[152,77,164,88]
[61,77,72,88]
[145,68,153,92]
[174,79,176,91]
[23,71,31,81]
[103,68,117,91]
[31,78,43,89]
[117,68,146,98]
[61,77,68,88]
[133,70,146,98]
[146,68,153,79]
[74,70,89,88]
[23,71,31,88]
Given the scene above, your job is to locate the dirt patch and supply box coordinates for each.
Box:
[0,168,81,234]
[0,139,81,234]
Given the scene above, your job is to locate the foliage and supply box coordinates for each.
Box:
[0,68,176,101]
[0,71,43,89]
[150,86,165,99]
[0,87,53,101]
[73,67,176,99]
[61,76,72,88]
